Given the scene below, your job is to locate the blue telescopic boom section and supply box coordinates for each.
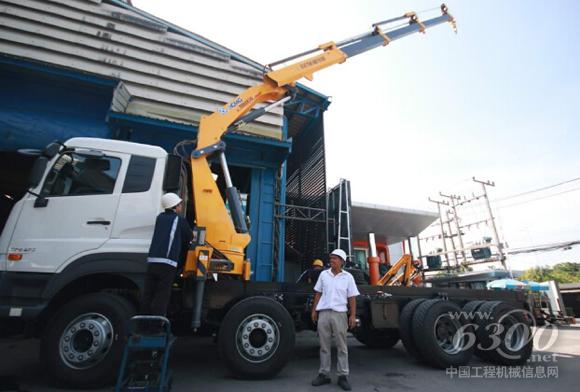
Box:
[339,14,454,58]
[267,6,455,69]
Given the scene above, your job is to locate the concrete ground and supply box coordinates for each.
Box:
[0,326,578,392]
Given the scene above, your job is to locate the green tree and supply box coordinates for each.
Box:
[520,262,580,283]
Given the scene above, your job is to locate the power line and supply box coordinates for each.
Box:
[507,239,580,255]
[437,177,580,214]
[497,186,580,209]
[494,176,580,202]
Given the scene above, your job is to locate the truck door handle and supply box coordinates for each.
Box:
[87,220,111,225]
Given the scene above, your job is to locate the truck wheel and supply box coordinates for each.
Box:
[41,293,135,388]
[218,296,295,379]
[399,298,429,360]
[412,300,474,368]
[461,300,490,360]
[475,301,533,365]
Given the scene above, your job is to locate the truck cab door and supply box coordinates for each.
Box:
[7,150,127,273]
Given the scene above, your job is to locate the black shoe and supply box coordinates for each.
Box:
[311,373,331,386]
[337,376,351,391]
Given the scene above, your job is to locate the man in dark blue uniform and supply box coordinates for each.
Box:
[141,193,193,316]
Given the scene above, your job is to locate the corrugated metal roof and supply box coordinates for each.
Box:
[0,0,284,138]
[106,0,264,71]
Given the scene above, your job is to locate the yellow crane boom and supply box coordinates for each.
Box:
[185,4,456,328]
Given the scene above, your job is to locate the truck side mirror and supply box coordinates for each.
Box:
[28,156,48,188]
[43,142,61,159]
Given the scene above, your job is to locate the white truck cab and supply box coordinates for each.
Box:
[1,138,169,274]
[0,138,181,387]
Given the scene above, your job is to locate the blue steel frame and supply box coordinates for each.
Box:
[276,117,288,282]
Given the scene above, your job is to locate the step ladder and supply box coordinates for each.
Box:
[115,316,175,392]
[327,179,353,259]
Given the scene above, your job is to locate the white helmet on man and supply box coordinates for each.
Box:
[161,193,182,210]
[330,249,347,262]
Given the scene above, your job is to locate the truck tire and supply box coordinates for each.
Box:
[398,298,429,360]
[412,300,474,368]
[462,300,486,319]
[475,301,533,365]
[218,296,295,379]
[460,300,490,360]
[41,292,135,388]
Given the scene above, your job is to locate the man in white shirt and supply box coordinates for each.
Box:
[311,249,360,391]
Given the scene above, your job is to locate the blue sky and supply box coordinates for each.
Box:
[135,0,580,270]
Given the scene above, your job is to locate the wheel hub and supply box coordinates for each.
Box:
[60,313,114,369]
[434,314,464,355]
[236,314,280,363]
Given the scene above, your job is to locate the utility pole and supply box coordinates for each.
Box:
[444,210,459,267]
[472,177,508,271]
[426,177,508,274]
[416,234,423,260]
[440,192,467,265]
[428,197,453,267]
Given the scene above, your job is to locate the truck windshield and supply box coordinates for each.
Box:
[41,153,121,196]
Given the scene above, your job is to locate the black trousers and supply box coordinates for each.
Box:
[141,262,177,316]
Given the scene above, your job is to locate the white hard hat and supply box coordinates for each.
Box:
[161,193,182,209]
[330,249,347,262]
